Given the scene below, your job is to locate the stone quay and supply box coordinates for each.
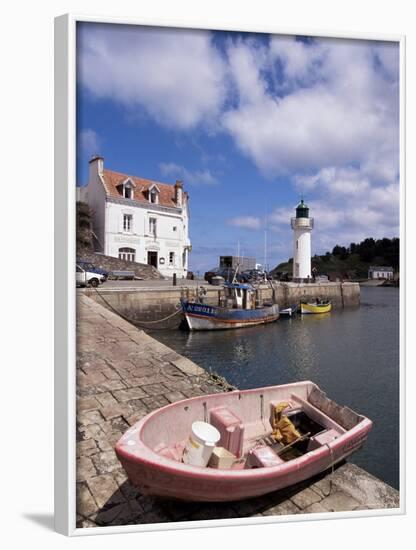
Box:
[84,279,360,330]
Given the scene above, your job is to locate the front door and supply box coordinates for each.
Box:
[147,251,158,268]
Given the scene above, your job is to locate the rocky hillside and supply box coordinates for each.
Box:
[77,249,164,280]
[271,237,399,280]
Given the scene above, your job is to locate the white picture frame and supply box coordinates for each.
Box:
[54,13,406,537]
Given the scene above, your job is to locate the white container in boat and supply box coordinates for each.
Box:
[182,421,221,467]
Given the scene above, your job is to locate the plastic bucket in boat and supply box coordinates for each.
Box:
[182,421,221,467]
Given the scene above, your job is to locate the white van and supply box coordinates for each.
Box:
[76,264,105,288]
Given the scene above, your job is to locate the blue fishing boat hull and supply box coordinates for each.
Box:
[181,300,280,330]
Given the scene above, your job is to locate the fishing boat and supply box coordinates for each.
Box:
[115,380,372,502]
[300,300,332,314]
[181,282,279,330]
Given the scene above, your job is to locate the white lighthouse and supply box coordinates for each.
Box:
[291,199,314,281]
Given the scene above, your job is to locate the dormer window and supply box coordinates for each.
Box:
[148,184,160,205]
[117,177,136,200]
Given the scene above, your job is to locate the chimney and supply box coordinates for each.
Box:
[88,155,104,182]
[174,179,183,206]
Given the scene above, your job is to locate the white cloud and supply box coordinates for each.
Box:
[228,216,262,230]
[159,162,219,186]
[78,128,100,157]
[269,35,327,82]
[221,36,400,256]
[375,41,400,82]
[77,28,400,261]
[268,165,399,254]
[78,25,227,130]
[78,29,399,189]
[222,37,399,181]
[295,167,371,196]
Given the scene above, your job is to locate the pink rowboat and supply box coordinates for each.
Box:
[115,381,372,502]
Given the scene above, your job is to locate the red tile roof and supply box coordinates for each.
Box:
[102,169,180,208]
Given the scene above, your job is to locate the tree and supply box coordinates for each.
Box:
[358,238,376,262]
[384,237,400,268]
[339,246,349,260]
[332,245,348,259]
[349,242,358,254]
[76,201,94,252]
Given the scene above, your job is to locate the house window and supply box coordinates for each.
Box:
[118,247,135,262]
[169,252,175,266]
[149,217,157,236]
[123,214,133,232]
[150,189,158,204]
[173,226,177,232]
[124,186,133,199]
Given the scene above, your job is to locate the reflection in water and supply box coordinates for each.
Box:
[153,288,400,489]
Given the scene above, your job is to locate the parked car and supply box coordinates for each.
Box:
[204,267,236,284]
[238,269,264,283]
[271,271,292,281]
[77,260,109,281]
[76,263,106,287]
[204,267,218,283]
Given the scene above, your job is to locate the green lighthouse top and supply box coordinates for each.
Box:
[296,199,309,219]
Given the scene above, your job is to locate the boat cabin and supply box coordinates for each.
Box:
[220,282,256,309]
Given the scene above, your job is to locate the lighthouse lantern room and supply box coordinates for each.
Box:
[291,199,314,281]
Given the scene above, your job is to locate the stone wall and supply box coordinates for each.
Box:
[86,281,360,330]
[78,250,163,280]
[268,281,361,309]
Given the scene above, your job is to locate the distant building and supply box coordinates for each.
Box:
[219,256,256,270]
[85,155,191,278]
[368,266,394,280]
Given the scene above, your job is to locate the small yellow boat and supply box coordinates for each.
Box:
[300,300,332,314]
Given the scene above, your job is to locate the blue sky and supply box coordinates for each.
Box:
[76,23,400,274]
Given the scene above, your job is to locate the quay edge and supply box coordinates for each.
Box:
[85,281,360,329]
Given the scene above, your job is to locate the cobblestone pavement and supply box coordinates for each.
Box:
[76,294,400,529]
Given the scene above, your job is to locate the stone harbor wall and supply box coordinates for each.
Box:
[77,250,163,280]
[270,281,361,309]
[85,281,360,329]
[76,293,399,528]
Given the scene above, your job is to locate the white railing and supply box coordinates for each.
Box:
[291,217,314,229]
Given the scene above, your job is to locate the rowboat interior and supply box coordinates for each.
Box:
[142,384,363,471]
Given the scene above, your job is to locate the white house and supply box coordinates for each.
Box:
[368,266,394,280]
[86,156,191,278]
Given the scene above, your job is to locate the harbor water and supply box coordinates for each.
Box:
[154,286,400,490]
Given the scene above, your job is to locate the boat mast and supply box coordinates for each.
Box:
[264,210,268,281]
[233,240,241,285]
